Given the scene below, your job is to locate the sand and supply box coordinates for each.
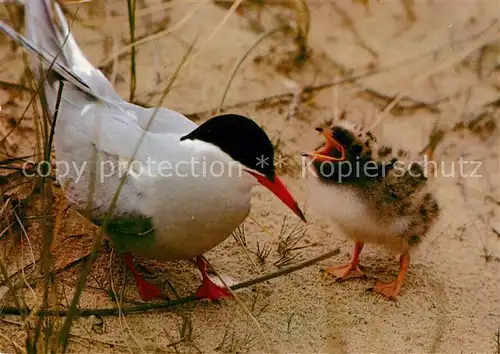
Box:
[0,0,499,353]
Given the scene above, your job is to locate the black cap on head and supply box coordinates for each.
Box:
[180,114,275,179]
[330,125,358,150]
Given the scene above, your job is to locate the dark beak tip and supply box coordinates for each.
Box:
[315,127,323,133]
[296,206,307,223]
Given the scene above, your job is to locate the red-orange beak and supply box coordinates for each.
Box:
[246,170,306,223]
[302,127,345,162]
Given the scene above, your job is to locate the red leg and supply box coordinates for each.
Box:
[195,256,231,301]
[323,241,365,279]
[374,251,410,299]
[123,253,167,301]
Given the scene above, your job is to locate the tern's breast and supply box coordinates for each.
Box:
[131,154,255,261]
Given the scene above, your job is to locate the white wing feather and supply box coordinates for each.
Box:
[0,0,199,221]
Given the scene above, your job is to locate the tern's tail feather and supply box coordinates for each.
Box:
[25,0,71,70]
[0,0,120,101]
[0,17,92,96]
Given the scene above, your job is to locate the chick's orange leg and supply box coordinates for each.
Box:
[374,251,410,299]
[195,256,231,301]
[123,253,167,301]
[323,241,365,279]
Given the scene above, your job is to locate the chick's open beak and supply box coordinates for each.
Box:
[302,127,345,162]
[246,170,306,223]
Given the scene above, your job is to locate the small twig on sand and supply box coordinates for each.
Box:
[0,249,339,318]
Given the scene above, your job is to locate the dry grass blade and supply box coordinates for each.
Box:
[0,155,37,166]
[247,215,274,238]
[274,216,308,267]
[215,323,256,353]
[1,62,67,150]
[108,250,147,354]
[0,194,29,241]
[201,256,271,353]
[30,81,65,354]
[232,224,246,246]
[79,0,200,26]
[174,0,244,68]
[0,249,341,317]
[102,0,235,75]
[217,26,283,113]
[255,242,271,265]
[232,224,262,273]
[1,18,75,344]
[126,0,137,102]
[0,257,24,312]
[99,6,200,68]
[14,211,37,301]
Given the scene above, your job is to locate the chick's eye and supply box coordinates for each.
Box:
[351,144,363,155]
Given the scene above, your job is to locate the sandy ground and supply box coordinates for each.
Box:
[0,0,500,353]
